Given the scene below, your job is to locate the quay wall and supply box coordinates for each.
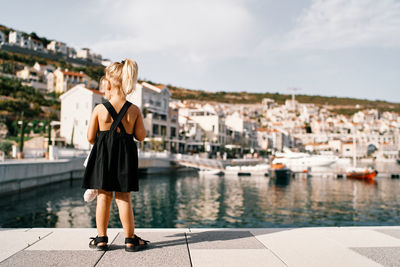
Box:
[0,156,176,196]
[0,158,85,196]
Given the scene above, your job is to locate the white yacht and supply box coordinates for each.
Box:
[272,148,338,169]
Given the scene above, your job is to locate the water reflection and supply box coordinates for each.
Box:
[1,170,399,228]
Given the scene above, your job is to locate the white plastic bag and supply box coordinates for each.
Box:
[83,149,98,202]
[84,189,98,202]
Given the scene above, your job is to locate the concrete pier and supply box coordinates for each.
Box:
[0,226,399,266]
[0,158,85,196]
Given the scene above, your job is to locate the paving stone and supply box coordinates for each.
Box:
[0,250,103,267]
[351,247,400,267]
[249,228,294,237]
[26,228,120,251]
[186,231,266,249]
[318,228,400,247]
[374,229,400,240]
[1,227,400,267]
[253,228,382,267]
[0,229,52,262]
[97,231,191,267]
[190,249,287,267]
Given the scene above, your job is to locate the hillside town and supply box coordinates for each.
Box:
[0,55,399,164]
[0,27,399,164]
[57,82,400,162]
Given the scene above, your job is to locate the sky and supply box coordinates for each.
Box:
[2,0,400,102]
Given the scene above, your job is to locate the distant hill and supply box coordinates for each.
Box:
[143,80,400,114]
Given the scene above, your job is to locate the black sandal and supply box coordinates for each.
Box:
[89,235,109,251]
[125,234,150,252]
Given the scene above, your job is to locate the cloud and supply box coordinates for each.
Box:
[285,0,400,49]
[89,0,258,63]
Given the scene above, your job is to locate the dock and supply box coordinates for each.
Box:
[1,226,399,266]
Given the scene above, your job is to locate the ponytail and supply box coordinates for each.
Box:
[121,59,138,95]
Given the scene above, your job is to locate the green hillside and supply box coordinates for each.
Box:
[143,81,400,114]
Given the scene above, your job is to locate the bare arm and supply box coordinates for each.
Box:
[133,105,146,141]
[87,105,100,144]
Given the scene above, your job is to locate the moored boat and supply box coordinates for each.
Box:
[268,163,292,180]
[272,149,337,171]
[345,133,378,181]
[199,169,224,176]
[346,167,378,180]
[225,163,269,176]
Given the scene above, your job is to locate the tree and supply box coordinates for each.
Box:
[46,120,52,151]
[19,112,26,153]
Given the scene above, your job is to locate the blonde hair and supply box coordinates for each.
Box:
[104,59,138,96]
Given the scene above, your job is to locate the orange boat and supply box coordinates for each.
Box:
[346,168,378,180]
[269,163,292,182]
[270,163,286,170]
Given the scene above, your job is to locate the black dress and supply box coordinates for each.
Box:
[82,100,139,192]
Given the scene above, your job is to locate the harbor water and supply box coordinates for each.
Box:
[1,163,400,228]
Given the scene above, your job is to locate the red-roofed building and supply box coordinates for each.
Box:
[50,68,98,93]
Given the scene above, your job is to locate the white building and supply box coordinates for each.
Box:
[127,82,179,150]
[47,40,67,55]
[59,84,105,149]
[187,105,226,153]
[8,31,24,46]
[179,115,208,153]
[33,62,56,74]
[77,48,91,59]
[31,38,44,51]
[67,47,77,58]
[256,128,271,151]
[0,31,5,43]
[76,48,102,63]
[17,66,47,92]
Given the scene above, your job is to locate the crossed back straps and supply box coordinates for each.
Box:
[103,101,132,133]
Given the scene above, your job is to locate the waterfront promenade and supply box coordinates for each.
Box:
[1,226,399,266]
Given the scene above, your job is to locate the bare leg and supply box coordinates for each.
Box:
[96,189,113,246]
[115,192,145,247]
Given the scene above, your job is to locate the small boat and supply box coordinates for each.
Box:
[346,134,377,181]
[268,163,292,180]
[199,169,224,176]
[225,164,269,176]
[346,167,378,180]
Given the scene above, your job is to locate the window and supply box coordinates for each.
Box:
[153,124,159,135]
[171,127,176,137]
[161,126,167,136]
